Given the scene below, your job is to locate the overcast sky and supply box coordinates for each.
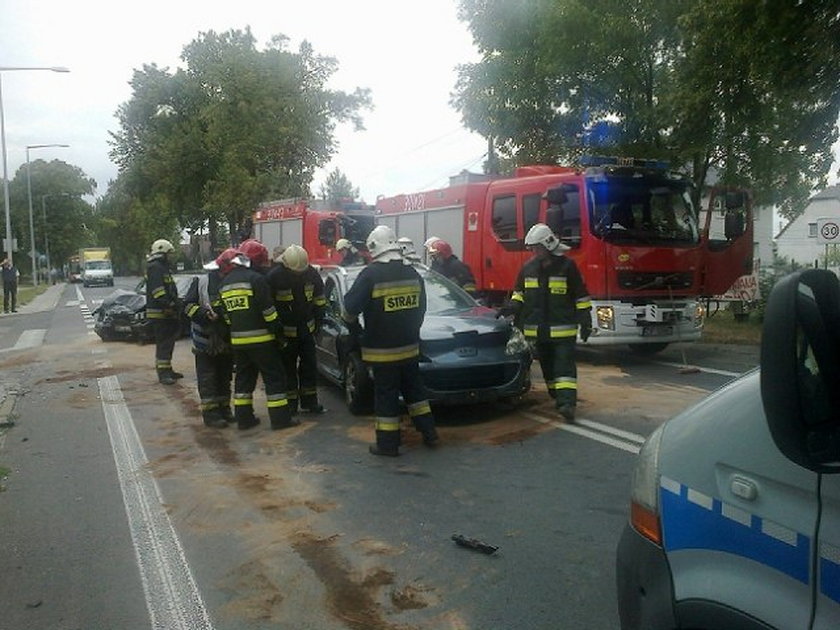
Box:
[1,0,486,204]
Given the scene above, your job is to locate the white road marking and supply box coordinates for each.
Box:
[75,284,84,302]
[12,329,46,350]
[656,360,741,378]
[520,411,642,454]
[98,375,215,630]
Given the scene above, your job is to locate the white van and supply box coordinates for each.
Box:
[617,268,840,629]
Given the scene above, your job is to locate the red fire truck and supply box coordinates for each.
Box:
[251,198,376,265]
[374,156,753,352]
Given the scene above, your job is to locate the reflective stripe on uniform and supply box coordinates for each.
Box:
[186,304,200,317]
[524,278,539,289]
[375,417,401,431]
[155,360,172,370]
[548,276,567,294]
[361,344,419,363]
[549,324,578,338]
[407,400,432,417]
[230,329,275,345]
[233,393,254,406]
[577,296,592,310]
[547,377,577,390]
[200,400,219,411]
[371,279,421,298]
[283,325,298,338]
[266,393,288,409]
[275,289,293,302]
[511,291,524,303]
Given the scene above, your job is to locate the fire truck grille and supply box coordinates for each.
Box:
[422,363,520,392]
[617,271,694,291]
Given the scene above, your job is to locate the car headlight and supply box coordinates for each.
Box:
[505,326,529,356]
[694,302,705,328]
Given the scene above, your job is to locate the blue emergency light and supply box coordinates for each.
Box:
[579,155,670,170]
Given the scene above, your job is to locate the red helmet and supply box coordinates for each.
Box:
[238,239,269,269]
[428,239,453,260]
[204,247,246,275]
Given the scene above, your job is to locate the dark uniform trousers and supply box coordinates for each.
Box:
[372,361,435,450]
[154,319,181,375]
[194,350,234,420]
[281,334,319,412]
[233,341,291,427]
[534,339,577,409]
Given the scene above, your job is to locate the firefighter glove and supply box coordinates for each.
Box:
[580,326,592,343]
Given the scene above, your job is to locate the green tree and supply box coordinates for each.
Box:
[454,0,840,217]
[109,27,372,246]
[7,159,95,278]
[318,168,360,204]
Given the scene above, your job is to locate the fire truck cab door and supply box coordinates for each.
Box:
[701,188,753,296]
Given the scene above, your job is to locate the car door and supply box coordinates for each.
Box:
[814,473,840,629]
[314,276,343,381]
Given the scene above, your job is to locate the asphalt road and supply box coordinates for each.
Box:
[0,280,759,629]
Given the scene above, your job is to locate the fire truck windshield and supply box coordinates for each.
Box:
[586,175,699,245]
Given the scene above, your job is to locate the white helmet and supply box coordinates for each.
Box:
[150,238,175,255]
[366,225,402,261]
[524,223,569,254]
[397,236,419,259]
[280,244,309,272]
[335,238,352,252]
[423,236,441,251]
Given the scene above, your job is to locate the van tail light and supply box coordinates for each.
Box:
[629,423,665,546]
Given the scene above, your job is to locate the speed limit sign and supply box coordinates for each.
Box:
[817,217,840,244]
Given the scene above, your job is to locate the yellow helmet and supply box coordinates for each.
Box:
[280,244,309,272]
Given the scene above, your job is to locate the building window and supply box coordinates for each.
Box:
[809,223,817,237]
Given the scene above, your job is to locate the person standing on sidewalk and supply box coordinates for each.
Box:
[145,239,183,385]
[2,259,19,313]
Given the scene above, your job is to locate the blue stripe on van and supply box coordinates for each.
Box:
[660,481,810,584]
[821,555,840,603]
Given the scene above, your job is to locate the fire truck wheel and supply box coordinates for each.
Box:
[343,352,373,415]
[628,342,669,355]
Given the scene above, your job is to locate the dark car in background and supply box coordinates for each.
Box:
[93,274,199,343]
[315,264,532,414]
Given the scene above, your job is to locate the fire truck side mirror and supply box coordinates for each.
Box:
[761,268,840,472]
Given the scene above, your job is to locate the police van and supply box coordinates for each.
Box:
[616,268,840,629]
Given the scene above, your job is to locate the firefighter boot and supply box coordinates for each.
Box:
[269,405,299,431]
[169,369,185,379]
[235,406,261,431]
[369,430,400,457]
[557,405,576,423]
[219,405,233,423]
[202,408,228,429]
[158,370,176,385]
[412,416,439,447]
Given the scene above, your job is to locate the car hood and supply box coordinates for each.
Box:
[421,307,510,341]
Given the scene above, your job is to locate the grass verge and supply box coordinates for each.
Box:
[15,283,50,307]
[701,310,762,345]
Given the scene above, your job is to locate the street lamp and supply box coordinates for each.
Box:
[0,66,70,267]
[27,144,69,285]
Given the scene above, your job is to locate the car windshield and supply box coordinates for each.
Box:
[342,266,478,315]
[85,260,111,270]
[586,173,700,244]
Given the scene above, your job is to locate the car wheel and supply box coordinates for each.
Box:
[343,352,373,415]
[628,342,669,355]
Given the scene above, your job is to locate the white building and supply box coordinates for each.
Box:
[775,185,840,268]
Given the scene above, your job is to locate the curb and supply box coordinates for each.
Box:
[0,387,18,430]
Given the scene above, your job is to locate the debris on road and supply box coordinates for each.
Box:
[451,533,499,555]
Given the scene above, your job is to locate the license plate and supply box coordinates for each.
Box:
[115,325,132,332]
[642,326,673,337]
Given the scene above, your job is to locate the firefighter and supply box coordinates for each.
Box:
[267,243,327,414]
[184,248,240,428]
[343,225,438,456]
[335,238,365,266]
[426,239,477,295]
[422,236,441,266]
[145,239,183,385]
[397,237,421,264]
[219,238,295,431]
[500,223,592,422]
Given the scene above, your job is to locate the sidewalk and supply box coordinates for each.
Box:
[0,282,67,426]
